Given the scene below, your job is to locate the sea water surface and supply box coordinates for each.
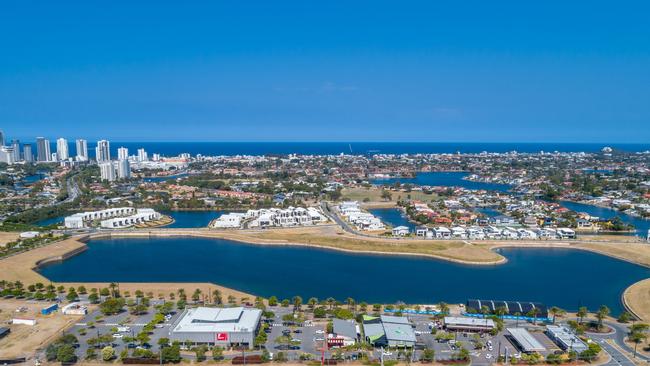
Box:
[369,208,417,231]
[39,237,650,314]
[371,172,511,192]
[48,141,650,158]
[162,211,229,228]
[560,201,650,236]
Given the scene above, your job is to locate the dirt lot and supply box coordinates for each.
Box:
[0,298,80,359]
[0,232,20,247]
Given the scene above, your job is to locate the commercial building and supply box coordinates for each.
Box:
[76,139,88,161]
[507,328,546,353]
[327,319,358,348]
[56,138,69,161]
[545,325,588,353]
[363,315,416,348]
[169,307,262,349]
[95,139,111,162]
[36,137,50,162]
[443,316,496,333]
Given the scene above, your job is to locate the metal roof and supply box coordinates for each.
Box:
[507,328,546,352]
[172,307,261,333]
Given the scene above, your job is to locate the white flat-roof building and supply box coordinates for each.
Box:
[211,213,246,228]
[545,325,588,353]
[100,208,161,228]
[444,316,496,332]
[65,207,161,229]
[169,307,262,349]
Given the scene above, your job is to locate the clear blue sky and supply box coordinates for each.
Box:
[1,1,649,142]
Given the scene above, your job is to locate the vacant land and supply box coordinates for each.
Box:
[623,278,650,321]
[341,186,438,205]
[0,232,20,247]
[0,298,80,359]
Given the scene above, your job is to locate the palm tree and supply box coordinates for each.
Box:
[212,289,222,304]
[346,297,356,311]
[307,297,318,309]
[577,306,588,324]
[527,308,540,325]
[292,296,303,312]
[177,288,186,300]
[326,297,335,310]
[549,306,561,324]
[629,332,647,358]
[108,282,118,297]
[514,312,521,327]
[595,305,610,330]
[192,289,202,303]
[438,302,450,314]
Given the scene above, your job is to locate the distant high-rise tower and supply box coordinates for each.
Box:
[75,139,88,161]
[0,146,15,164]
[117,147,129,160]
[137,148,148,162]
[0,130,5,146]
[23,144,33,163]
[56,138,69,161]
[95,139,110,162]
[117,159,131,179]
[11,140,20,162]
[36,137,51,162]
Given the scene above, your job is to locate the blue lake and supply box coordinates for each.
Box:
[369,208,417,231]
[560,201,650,236]
[371,172,511,192]
[162,211,228,228]
[143,173,189,183]
[36,215,67,226]
[38,237,650,314]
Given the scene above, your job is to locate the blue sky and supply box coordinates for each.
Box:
[1,1,649,142]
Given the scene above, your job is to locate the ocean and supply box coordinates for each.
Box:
[44,141,650,158]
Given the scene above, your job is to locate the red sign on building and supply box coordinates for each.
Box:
[216,332,229,341]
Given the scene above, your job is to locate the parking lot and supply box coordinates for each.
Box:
[63,299,182,359]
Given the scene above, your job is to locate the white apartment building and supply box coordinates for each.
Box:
[95,139,110,162]
[99,162,116,181]
[65,207,161,229]
[117,159,131,179]
[117,147,129,160]
[56,138,69,161]
[75,139,88,161]
[246,207,326,228]
[137,148,148,162]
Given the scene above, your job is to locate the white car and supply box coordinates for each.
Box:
[112,333,123,339]
[315,330,325,334]
[485,353,492,359]
[382,351,393,356]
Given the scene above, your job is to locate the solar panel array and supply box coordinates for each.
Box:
[466,299,548,318]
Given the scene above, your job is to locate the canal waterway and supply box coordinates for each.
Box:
[370,172,511,193]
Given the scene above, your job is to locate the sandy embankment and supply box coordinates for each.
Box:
[2,227,650,320]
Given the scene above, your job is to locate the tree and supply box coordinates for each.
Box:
[88,292,99,303]
[56,344,77,363]
[421,348,435,362]
[438,302,449,314]
[268,296,278,306]
[549,306,565,324]
[346,297,356,311]
[577,306,588,324]
[292,296,303,311]
[194,345,208,361]
[618,311,632,323]
[101,346,115,361]
[381,190,392,201]
[192,288,202,302]
[595,305,610,330]
[313,306,327,318]
[100,297,125,315]
[212,346,224,361]
[161,344,182,363]
[66,288,79,302]
[629,332,647,358]
[158,337,170,347]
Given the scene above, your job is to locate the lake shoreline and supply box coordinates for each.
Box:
[3,229,648,319]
